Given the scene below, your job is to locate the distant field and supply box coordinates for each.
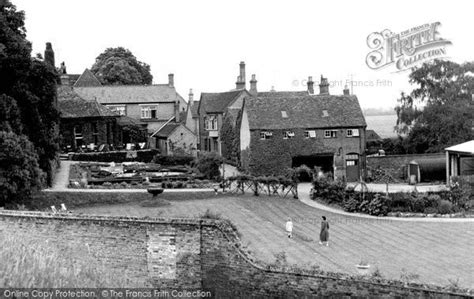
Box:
[365,114,398,138]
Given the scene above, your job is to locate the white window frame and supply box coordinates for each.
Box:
[304,130,316,138]
[283,131,295,139]
[107,105,126,116]
[347,129,360,137]
[140,105,158,119]
[260,131,273,140]
[205,114,218,131]
[324,130,337,138]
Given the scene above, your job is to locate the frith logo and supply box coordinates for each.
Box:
[366,22,452,72]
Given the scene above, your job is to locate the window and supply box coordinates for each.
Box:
[283,131,295,139]
[304,130,316,138]
[260,131,273,140]
[107,105,126,116]
[204,115,218,131]
[281,111,288,118]
[324,130,337,138]
[322,110,329,117]
[140,105,157,119]
[346,129,360,137]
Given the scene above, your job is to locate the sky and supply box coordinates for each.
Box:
[13,0,474,110]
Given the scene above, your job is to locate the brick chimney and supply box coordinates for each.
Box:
[44,42,55,68]
[319,75,329,95]
[189,88,194,102]
[168,73,174,88]
[307,76,314,94]
[249,74,258,96]
[343,85,350,95]
[235,61,246,90]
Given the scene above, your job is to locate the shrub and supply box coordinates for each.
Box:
[194,152,222,180]
[152,155,194,166]
[389,192,413,212]
[437,200,453,214]
[423,206,438,214]
[0,131,45,207]
[411,194,428,213]
[312,176,346,204]
[367,194,390,216]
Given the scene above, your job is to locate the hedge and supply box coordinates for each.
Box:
[70,149,159,163]
[152,155,195,166]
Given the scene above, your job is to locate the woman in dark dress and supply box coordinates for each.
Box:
[319,216,329,246]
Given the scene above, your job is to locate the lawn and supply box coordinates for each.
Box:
[75,193,474,289]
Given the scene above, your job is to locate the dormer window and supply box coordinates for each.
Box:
[204,115,218,131]
[322,110,329,117]
[283,131,295,139]
[281,111,288,118]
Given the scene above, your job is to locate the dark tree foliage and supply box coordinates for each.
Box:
[220,115,239,164]
[0,131,45,207]
[91,47,153,85]
[395,59,474,153]
[0,2,60,191]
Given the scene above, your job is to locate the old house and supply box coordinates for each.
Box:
[73,73,187,133]
[198,62,251,154]
[151,122,198,156]
[57,87,147,151]
[239,77,367,181]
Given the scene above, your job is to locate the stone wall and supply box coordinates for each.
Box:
[367,153,445,182]
[0,211,468,298]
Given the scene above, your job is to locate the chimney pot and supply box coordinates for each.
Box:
[250,74,258,96]
[343,85,350,95]
[307,76,314,94]
[189,88,194,102]
[235,61,246,90]
[319,75,329,95]
[168,73,174,87]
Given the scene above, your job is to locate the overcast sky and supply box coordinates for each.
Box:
[14,0,473,110]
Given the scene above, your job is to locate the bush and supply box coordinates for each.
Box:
[342,196,359,212]
[423,206,438,214]
[152,155,194,166]
[437,200,453,214]
[194,152,222,180]
[0,131,45,207]
[367,194,390,216]
[312,176,346,204]
[389,192,413,212]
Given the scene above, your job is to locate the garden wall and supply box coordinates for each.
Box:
[367,153,445,182]
[0,210,468,298]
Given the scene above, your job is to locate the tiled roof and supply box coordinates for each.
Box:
[245,94,366,130]
[257,91,309,97]
[154,123,181,138]
[191,101,199,118]
[74,84,183,104]
[57,87,118,118]
[73,69,102,87]
[200,90,246,113]
[366,129,382,141]
[116,115,147,127]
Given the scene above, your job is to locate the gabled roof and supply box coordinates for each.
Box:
[245,94,366,130]
[57,87,118,118]
[366,129,382,141]
[154,123,181,138]
[191,101,199,118]
[445,140,474,154]
[74,84,184,104]
[73,69,102,87]
[199,90,247,114]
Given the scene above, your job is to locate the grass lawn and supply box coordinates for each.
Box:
[75,193,474,289]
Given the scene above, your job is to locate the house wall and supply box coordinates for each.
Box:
[60,117,121,151]
[245,127,366,178]
[167,126,198,156]
[0,211,464,298]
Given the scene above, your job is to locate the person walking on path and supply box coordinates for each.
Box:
[285,218,293,238]
[319,216,329,246]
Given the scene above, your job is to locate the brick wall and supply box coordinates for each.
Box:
[247,128,366,177]
[367,153,445,182]
[0,211,467,297]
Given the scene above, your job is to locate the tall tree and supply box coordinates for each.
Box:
[395,59,474,152]
[0,2,60,190]
[91,47,153,85]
